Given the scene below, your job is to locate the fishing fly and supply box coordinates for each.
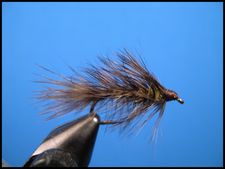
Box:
[35,49,184,136]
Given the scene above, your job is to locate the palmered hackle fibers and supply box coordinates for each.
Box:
[35,49,184,134]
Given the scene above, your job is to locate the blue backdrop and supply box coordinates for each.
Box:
[2,2,223,167]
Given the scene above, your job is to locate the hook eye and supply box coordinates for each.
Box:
[177,98,184,104]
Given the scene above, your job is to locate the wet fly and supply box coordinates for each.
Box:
[35,49,184,136]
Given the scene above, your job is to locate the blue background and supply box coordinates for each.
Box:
[2,2,223,167]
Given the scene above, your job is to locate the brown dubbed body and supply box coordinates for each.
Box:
[35,49,184,134]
